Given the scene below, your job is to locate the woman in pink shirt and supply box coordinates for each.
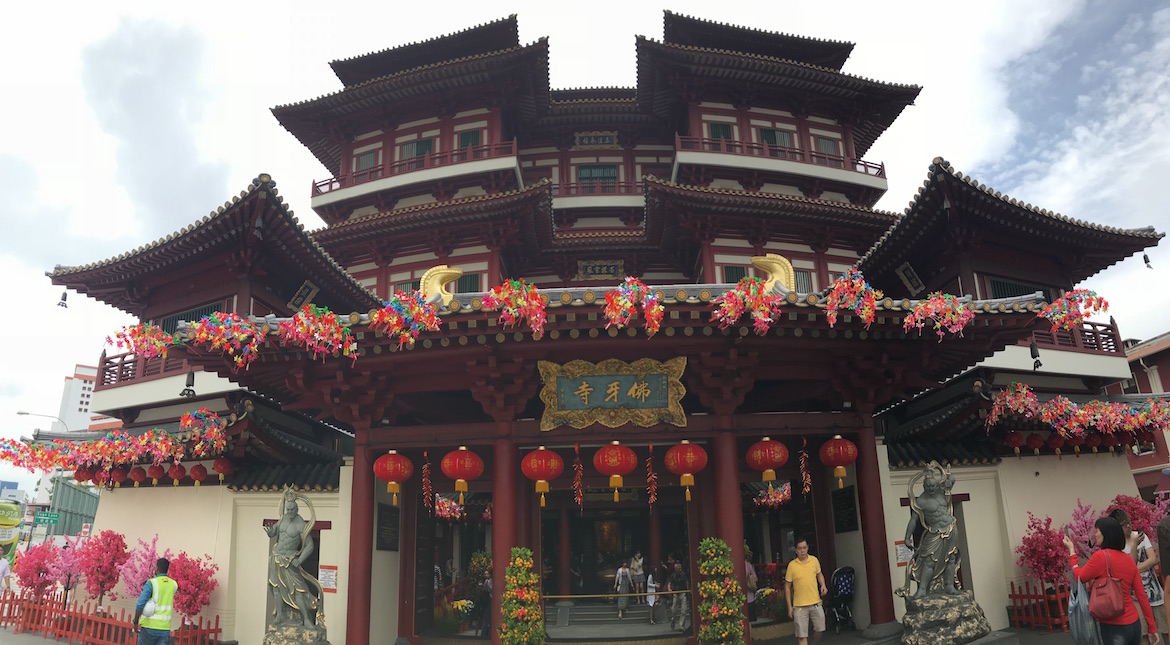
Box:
[1064,516,1159,645]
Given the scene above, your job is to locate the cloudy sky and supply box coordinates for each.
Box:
[2,0,1168,489]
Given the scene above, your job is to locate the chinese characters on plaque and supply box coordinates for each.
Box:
[538,358,687,430]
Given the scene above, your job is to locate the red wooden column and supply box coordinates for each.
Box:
[713,428,750,643]
[559,505,572,597]
[856,419,897,628]
[347,432,374,645]
[492,433,517,645]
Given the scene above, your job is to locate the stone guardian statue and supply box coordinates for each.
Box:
[896,461,990,645]
[263,486,330,645]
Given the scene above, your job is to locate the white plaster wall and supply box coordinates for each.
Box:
[369,471,402,643]
[93,373,237,416]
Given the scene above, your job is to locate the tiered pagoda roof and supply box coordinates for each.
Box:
[634,37,921,155]
[48,174,380,316]
[329,15,521,87]
[662,11,855,70]
[858,158,1164,291]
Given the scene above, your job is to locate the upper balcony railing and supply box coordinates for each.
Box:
[675,135,886,178]
[551,181,644,196]
[96,352,194,391]
[311,140,519,197]
[1021,321,1123,356]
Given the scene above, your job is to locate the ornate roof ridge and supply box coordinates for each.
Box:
[273,40,548,111]
[311,179,552,235]
[48,174,380,306]
[330,15,518,66]
[662,10,855,49]
[642,175,900,218]
[925,157,1162,238]
[637,36,920,92]
[856,157,1164,273]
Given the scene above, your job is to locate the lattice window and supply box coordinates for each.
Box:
[157,301,226,335]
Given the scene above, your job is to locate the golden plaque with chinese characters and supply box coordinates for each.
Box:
[537,357,687,431]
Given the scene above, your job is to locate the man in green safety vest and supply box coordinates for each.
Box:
[133,558,178,644]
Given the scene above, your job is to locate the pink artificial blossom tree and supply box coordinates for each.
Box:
[14,542,59,599]
[168,551,219,620]
[78,530,129,606]
[46,536,85,604]
[1015,512,1068,588]
[119,535,173,600]
[1066,498,1101,560]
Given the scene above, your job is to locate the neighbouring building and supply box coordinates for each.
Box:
[1103,331,1170,498]
[42,12,1162,645]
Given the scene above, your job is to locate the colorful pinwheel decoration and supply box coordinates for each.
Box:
[603,277,665,337]
[902,293,975,341]
[482,279,546,339]
[1038,289,1109,333]
[710,277,784,335]
[369,290,442,348]
[824,269,882,329]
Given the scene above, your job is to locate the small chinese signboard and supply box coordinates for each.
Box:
[35,512,59,524]
[577,259,624,281]
[538,357,687,430]
[574,130,619,149]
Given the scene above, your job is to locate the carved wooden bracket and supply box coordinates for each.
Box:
[467,355,542,422]
[686,350,759,418]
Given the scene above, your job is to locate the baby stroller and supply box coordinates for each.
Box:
[827,566,856,634]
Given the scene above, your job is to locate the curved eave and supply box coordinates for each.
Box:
[858,158,1164,283]
[635,38,920,155]
[49,175,380,315]
[644,176,899,231]
[178,291,1046,406]
[273,41,551,172]
[312,182,552,248]
[662,11,855,70]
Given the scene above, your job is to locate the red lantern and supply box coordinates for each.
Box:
[147,464,165,487]
[110,467,128,488]
[593,441,637,502]
[1004,431,1025,458]
[190,464,208,488]
[212,457,232,483]
[129,466,147,488]
[1046,434,1065,460]
[1118,433,1136,448]
[168,463,186,487]
[521,446,564,507]
[664,440,708,501]
[819,435,858,489]
[441,446,484,504]
[74,467,93,484]
[1025,432,1045,458]
[1085,433,1102,454]
[1138,430,1156,446]
[93,469,110,487]
[1101,432,1119,454]
[1065,434,1084,457]
[374,450,415,505]
[746,437,788,482]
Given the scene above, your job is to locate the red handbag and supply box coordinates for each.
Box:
[1087,551,1127,621]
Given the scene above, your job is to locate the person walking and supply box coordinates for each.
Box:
[1113,509,1167,643]
[1064,516,1159,645]
[646,571,658,624]
[631,550,646,604]
[133,558,178,645]
[615,559,633,619]
[745,543,758,623]
[668,562,691,632]
[478,570,493,639]
[785,538,827,645]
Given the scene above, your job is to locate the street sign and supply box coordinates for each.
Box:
[80,523,91,537]
[35,512,59,524]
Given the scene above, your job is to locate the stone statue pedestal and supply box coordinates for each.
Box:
[263,623,330,645]
[901,591,991,645]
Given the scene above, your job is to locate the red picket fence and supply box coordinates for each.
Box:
[1007,580,1070,632]
[0,589,220,644]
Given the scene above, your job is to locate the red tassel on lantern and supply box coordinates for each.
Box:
[1065,434,1084,457]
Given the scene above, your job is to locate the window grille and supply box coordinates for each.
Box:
[988,278,1050,301]
[722,265,747,283]
[708,123,733,139]
[794,270,813,293]
[455,273,481,294]
[157,301,226,335]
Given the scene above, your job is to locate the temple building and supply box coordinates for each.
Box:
[47,12,1162,645]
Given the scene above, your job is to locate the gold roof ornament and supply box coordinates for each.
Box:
[750,253,796,293]
[419,265,464,306]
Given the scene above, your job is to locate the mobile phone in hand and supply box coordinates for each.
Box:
[1065,527,1074,538]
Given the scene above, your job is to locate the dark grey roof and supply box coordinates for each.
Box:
[228,462,341,493]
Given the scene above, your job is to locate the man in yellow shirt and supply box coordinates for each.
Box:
[785,538,828,645]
